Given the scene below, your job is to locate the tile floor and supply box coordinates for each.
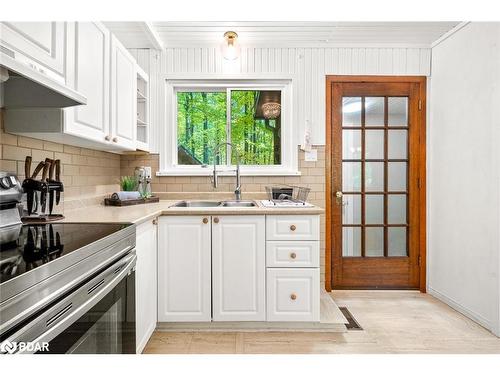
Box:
[143,291,500,354]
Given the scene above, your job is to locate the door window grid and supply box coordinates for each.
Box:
[341,96,409,258]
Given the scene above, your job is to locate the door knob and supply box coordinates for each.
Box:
[335,191,343,205]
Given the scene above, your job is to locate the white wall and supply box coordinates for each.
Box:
[131,46,431,152]
[428,22,500,335]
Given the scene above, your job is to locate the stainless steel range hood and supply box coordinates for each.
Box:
[0,54,86,109]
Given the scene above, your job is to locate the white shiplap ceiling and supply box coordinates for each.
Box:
[105,21,461,49]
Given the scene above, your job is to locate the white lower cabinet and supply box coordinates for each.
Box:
[157,216,212,322]
[212,216,266,321]
[155,214,320,323]
[135,219,158,353]
[267,268,320,322]
[266,214,321,322]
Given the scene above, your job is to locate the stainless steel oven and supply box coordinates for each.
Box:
[1,222,137,354]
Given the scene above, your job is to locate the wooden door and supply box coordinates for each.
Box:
[157,216,212,322]
[110,34,137,150]
[135,220,157,353]
[326,76,426,291]
[211,215,266,321]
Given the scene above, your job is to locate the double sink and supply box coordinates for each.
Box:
[171,200,257,208]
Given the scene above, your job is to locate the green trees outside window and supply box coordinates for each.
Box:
[177,89,281,166]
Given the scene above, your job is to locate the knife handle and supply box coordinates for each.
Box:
[45,158,55,180]
[31,161,45,179]
[41,161,51,181]
[55,159,61,181]
[25,156,32,178]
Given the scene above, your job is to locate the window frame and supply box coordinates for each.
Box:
[159,77,299,176]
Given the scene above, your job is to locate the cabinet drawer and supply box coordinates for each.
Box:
[266,241,319,268]
[266,215,319,241]
[267,268,320,322]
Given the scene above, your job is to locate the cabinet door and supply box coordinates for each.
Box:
[64,22,110,144]
[110,35,137,150]
[212,215,266,321]
[0,22,66,82]
[267,268,320,322]
[135,220,157,353]
[157,216,211,322]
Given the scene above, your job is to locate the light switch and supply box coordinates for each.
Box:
[304,149,318,162]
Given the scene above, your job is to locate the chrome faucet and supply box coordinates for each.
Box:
[212,142,241,201]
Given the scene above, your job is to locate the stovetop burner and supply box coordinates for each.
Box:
[0,223,132,284]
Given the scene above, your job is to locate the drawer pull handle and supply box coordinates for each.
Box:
[290,293,297,301]
[290,225,296,231]
[202,217,208,224]
[213,217,219,224]
[290,252,297,259]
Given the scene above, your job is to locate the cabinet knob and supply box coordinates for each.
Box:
[290,293,297,301]
[290,252,297,259]
[112,137,118,143]
[213,217,219,224]
[152,218,158,225]
[202,217,208,224]
[105,135,111,141]
[290,224,296,231]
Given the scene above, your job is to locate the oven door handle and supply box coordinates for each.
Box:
[2,251,136,354]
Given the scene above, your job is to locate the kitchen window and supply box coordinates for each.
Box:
[159,78,298,176]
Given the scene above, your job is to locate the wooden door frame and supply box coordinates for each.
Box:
[325,75,427,293]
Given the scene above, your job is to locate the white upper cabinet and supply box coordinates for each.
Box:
[157,216,212,322]
[64,22,111,144]
[110,35,137,149]
[2,22,139,152]
[0,22,66,83]
[211,216,266,321]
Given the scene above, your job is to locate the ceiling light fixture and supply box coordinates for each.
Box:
[222,31,240,60]
[262,102,281,119]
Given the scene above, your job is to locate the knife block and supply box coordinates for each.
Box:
[21,180,65,222]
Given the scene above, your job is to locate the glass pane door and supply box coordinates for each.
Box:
[341,96,409,258]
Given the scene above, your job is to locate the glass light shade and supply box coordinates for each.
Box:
[222,31,240,60]
[262,102,281,119]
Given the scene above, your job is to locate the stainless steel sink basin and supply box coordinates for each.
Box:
[171,200,257,208]
[221,200,257,207]
[171,200,222,207]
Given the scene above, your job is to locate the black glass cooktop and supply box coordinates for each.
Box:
[0,223,132,284]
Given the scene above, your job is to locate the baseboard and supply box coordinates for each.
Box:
[428,286,495,335]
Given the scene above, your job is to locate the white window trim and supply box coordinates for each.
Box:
[157,75,299,176]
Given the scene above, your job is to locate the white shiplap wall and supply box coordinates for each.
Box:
[130,46,431,152]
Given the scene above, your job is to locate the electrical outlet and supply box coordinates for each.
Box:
[304,149,318,162]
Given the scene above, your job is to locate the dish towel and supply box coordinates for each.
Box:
[111,191,141,201]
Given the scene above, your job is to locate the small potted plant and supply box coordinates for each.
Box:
[120,176,138,192]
